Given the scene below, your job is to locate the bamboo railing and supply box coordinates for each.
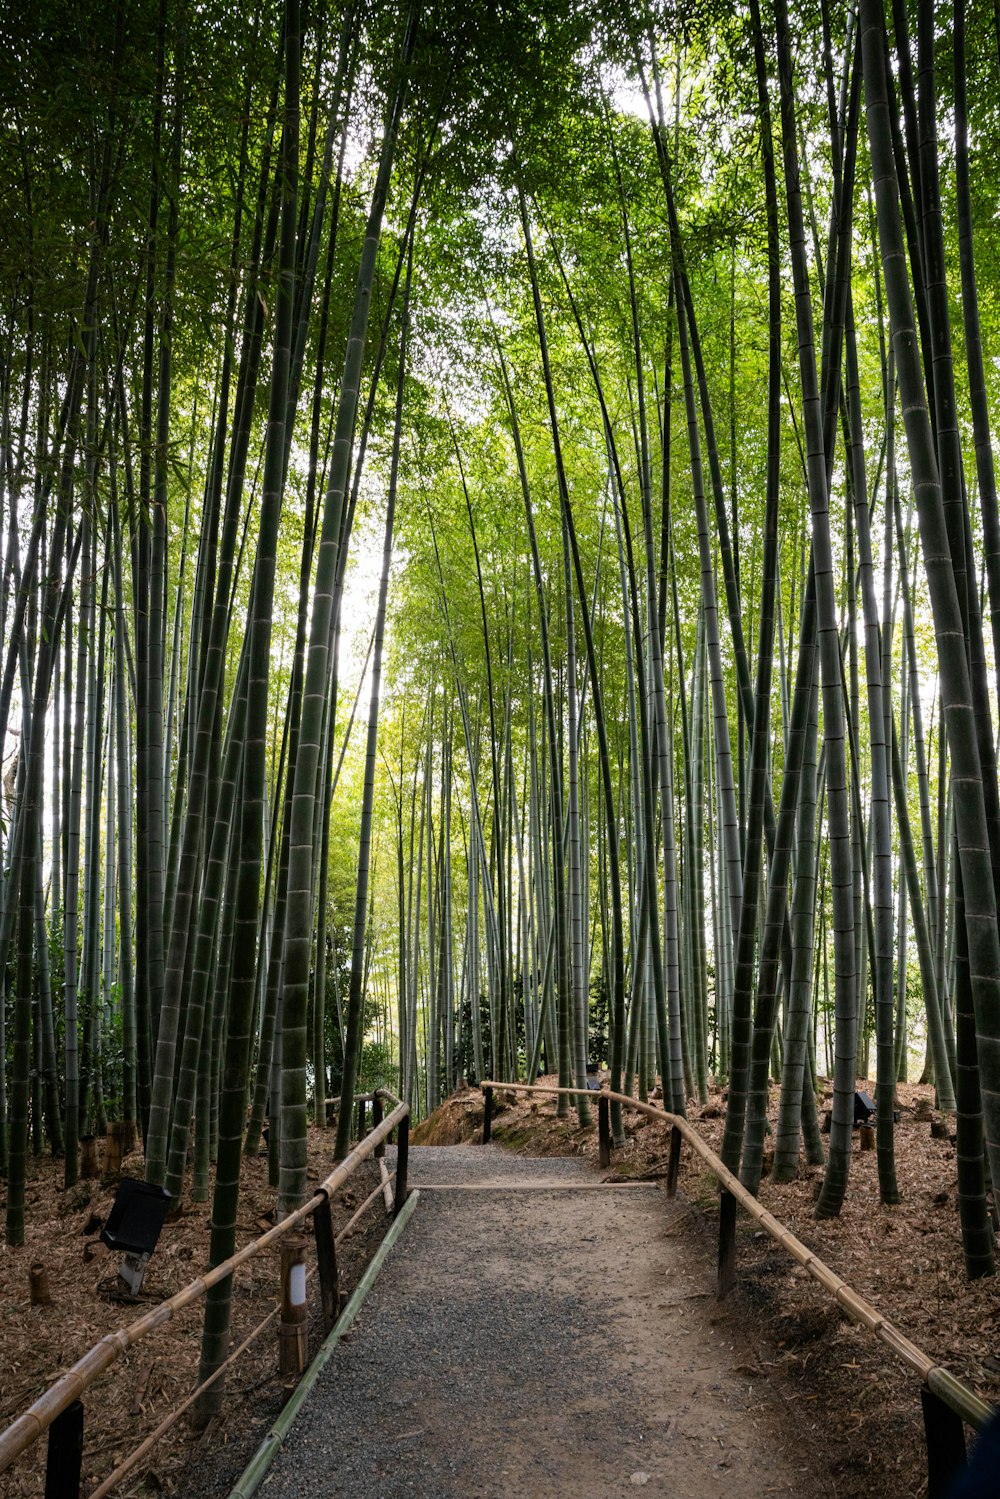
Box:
[480,1079,994,1495]
[0,1090,410,1492]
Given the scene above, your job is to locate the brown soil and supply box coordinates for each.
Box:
[421,1076,1000,1497]
[0,1129,392,1498]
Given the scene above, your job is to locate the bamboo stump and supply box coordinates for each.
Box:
[80,1136,100,1179]
[29,1263,51,1305]
[105,1121,128,1177]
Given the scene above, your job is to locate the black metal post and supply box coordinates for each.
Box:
[717,1188,737,1298]
[482,1086,493,1144]
[666,1125,683,1198]
[394,1113,410,1217]
[373,1092,385,1158]
[45,1399,84,1499]
[921,1387,967,1499]
[313,1192,340,1333]
[598,1093,611,1168]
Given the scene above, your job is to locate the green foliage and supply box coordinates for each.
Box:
[4,0,999,1272]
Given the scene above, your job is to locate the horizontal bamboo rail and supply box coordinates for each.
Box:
[88,1293,284,1499]
[0,1095,409,1477]
[480,1080,995,1436]
[88,1153,401,1499]
[338,1170,396,1240]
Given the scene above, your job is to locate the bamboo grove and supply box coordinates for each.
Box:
[4,0,1000,1403]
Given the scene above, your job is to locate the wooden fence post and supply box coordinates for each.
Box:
[394,1113,410,1217]
[598,1094,611,1168]
[717,1189,737,1298]
[279,1239,309,1378]
[921,1386,967,1499]
[313,1194,340,1334]
[666,1125,683,1199]
[373,1093,384,1158]
[482,1086,493,1144]
[356,1097,367,1141]
[45,1398,84,1499]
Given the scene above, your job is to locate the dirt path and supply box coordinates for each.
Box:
[256,1144,828,1498]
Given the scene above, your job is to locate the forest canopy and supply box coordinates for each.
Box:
[3,0,1000,1401]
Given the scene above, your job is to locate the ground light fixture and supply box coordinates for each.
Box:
[100,1179,172,1293]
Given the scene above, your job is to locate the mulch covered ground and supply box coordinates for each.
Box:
[3,1081,998,1499]
[0,1129,390,1499]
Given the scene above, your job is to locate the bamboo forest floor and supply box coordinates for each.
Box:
[0,1128,389,1499]
[2,1083,999,1498]
[253,1141,816,1499]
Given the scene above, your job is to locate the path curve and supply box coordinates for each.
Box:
[256,1144,828,1498]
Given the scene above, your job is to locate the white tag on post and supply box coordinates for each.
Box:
[290,1260,307,1307]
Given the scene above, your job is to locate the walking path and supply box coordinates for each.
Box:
[254,1144,828,1498]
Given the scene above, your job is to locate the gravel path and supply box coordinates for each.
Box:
[395,1141,597,1186]
[255,1144,828,1498]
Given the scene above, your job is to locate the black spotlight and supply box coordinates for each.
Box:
[101,1179,172,1293]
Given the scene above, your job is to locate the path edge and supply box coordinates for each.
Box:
[228,1189,421,1499]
